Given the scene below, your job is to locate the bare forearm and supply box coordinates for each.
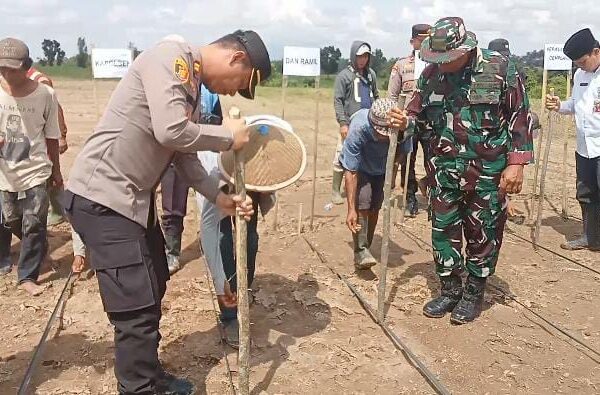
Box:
[46,139,61,176]
[344,171,358,212]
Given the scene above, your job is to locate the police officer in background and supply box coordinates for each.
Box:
[388,23,432,217]
[64,30,271,394]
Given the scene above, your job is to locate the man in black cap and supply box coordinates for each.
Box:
[388,23,432,217]
[65,30,271,394]
[547,28,600,251]
[488,38,526,80]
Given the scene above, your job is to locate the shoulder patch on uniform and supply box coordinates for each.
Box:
[174,58,190,83]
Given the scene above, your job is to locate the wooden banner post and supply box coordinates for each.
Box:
[282,46,321,232]
[560,70,573,219]
[309,76,320,230]
[281,75,288,120]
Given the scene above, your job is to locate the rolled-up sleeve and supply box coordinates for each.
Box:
[340,120,367,172]
[138,44,233,153]
[504,65,534,165]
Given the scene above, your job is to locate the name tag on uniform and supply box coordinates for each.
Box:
[580,83,589,86]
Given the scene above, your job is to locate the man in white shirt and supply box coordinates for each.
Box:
[547,28,600,251]
[0,38,63,295]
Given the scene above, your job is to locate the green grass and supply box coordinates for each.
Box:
[34,63,92,80]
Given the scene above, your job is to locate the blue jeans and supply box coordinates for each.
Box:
[0,184,49,283]
[218,192,259,323]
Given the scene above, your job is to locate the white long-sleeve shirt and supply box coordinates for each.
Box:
[559,67,600,158]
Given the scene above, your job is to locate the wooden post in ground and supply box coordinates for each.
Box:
[560,71,572,219]
[309,77,320,231]
[398,157,411,225]
[297,203,303,235]
[230,107,250,395]
[533,88,555,249]
[271,195,279,231]
[378,95,405,323]
[529,69,549,220]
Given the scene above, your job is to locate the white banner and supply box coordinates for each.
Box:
[544,44,572,71]
[92,48,134,79]
[283,46,320,76]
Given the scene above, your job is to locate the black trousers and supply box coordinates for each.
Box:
[575,153,600,246]
[64,192,169,394]
[160,165,189,238]
[400,134,432,195]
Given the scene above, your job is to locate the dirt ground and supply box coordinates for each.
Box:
[0,80,599,394]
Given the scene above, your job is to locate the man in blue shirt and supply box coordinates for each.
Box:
[340,98,410,269]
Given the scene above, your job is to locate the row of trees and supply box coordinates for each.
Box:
[37,38,141,68]
[36,38,569,97]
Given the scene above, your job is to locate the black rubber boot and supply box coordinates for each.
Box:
[352,216,377,270]
[332,171,345,205]
[164,233,182,274]
[450,275,487,325]
[423,273,463,318]
[156,368,194,395]
[584,203,600,251]
[407,193,418,217]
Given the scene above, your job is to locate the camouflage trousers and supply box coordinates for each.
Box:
[429,182,508,278]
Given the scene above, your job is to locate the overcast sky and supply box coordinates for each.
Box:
[1,0,596,60]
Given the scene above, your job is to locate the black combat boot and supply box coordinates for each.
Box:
[450,275,487,325]
[423,273,463,318]
[407,193,419,217]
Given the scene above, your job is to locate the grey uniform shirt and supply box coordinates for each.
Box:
[67,39,233,228]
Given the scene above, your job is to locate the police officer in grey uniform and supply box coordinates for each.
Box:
[64,30,271,394]
[388,24,431,217]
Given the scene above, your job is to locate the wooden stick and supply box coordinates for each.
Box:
[271,195,279,231]
[560,71,572,219]
[310,76,320,231]
[529,69,549,220]
[230,107,250,395]
[399,155,411,225]
[378,95,405,323]
[297,203,303,235]
[533,88,555,249]
[281,75,288,120]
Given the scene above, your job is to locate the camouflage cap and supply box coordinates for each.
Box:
[368,98,399,137]
[419,17,477,64]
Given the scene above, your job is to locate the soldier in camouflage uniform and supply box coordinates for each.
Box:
[388,24,431,217]
[399,17,534,324]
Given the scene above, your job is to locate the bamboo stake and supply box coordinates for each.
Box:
[378,95,405,323]
[398,157,411,225]
[529,69,549,220]
[230,107,250,395]
[533,88,555,249]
